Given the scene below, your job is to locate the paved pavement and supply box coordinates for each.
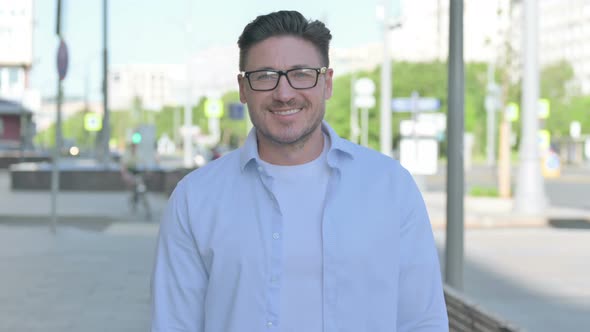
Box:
[1,170,590,331]
[0,224,157,332]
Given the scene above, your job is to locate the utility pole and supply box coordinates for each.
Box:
[379,0,392,157]
[445,0,464,291]
[183,0,194,168]
[485,63,499,166]
[100,0,110,165]
[514,0,546,215]
[52,0,69,234]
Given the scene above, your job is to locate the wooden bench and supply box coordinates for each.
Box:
[444,285,522,332]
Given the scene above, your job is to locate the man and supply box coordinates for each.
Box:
[151,10,448,332]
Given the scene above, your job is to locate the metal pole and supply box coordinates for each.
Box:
[173,106,180,146]
[50,79,63,234]
[182,0,194,168]
[514,0,546,214]
[379,1,392,156]
[101,0,110,166]
[486,63,497,166]
[445,0,464,290]
[51,0,63,234]
[350,75,359,144]
[411,91,425,191]
[361,108,369,147]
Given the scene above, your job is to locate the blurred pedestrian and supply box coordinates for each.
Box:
[152,10,448,332]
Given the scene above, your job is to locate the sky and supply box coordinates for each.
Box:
[31,0,402,101]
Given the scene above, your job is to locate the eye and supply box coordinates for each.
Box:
[291,69,315,79]
[251,71,278,81]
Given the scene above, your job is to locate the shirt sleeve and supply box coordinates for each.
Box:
[151,181,208,332]
[397,172,449,332]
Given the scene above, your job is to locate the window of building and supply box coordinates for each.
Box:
[8,67,19,85]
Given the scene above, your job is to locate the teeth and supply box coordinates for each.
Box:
[273,108,302,115]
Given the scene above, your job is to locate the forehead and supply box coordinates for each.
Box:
[244,35,323,71]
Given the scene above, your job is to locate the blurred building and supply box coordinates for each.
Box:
[511,0,590,94]
[108,45,240,111]
[37,98,103,132]
[0,0,39,150]
[330,0,512,76]
[108,64,183,111]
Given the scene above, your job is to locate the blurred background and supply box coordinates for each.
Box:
[0,0,589,331]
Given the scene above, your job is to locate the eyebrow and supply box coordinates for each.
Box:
[249,65,318,72]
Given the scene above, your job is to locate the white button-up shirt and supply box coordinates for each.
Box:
[151,121,448,332]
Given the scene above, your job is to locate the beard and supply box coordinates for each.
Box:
[251,99,325,148]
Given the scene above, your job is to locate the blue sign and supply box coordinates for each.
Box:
[392,97,440,112]
[229,103,245,120]
[57,39,68,81]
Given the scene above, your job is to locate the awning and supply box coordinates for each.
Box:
[0,99,33,115]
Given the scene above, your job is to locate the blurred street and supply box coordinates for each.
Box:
[0,163,589,331]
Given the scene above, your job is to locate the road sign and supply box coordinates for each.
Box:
[570,121,581,139]
[391,97,440,112]
[505,102,519,122]
[399,120,438,137]
[229,103,245,120]
[538,99,550,119]
[399,138,438,175]
[353,78,376,109]
[84,113,102,132]
[57,39,68,81]
[538,130,551,152]
[354,95,376,109]
[204,98,224,118]
[542,150,560,178]
[354,78,376,95]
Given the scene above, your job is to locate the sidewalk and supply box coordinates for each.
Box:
[1,170,590,331]
[424,191,590,229]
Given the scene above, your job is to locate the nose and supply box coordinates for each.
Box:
[272,74,296,103]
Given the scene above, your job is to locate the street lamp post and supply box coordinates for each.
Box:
[445,0,465,291]
[100,0,110,166]
[182,1,194,168]
[377,2,401,157]
[379,1,392,157]
[514,0,546,215]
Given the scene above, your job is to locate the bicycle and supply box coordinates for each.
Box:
[122,167,152,221]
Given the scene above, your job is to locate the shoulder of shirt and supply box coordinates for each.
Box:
[332,135,408,176]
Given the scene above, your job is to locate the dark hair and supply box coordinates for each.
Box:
[237,10,332,71]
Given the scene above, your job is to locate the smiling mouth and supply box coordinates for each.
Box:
[271,108,302,116]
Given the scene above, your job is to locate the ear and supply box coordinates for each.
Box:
[238,74,247,104]
[324,68,334,100]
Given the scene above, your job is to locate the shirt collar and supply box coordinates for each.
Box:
[239,120,354,172]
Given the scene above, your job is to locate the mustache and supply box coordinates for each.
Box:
[269,100,306,109]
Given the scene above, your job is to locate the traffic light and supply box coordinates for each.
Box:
[130,125,156,167]
[132,131,142,144]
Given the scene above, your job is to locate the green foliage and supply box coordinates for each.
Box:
[36,60,583,157]
[546,95,590,138]
[503,60,585,143]
[468,185,499,197]
[326,61,489,155]
[541,60,575,102]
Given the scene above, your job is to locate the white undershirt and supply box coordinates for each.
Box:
[259,134,331,332]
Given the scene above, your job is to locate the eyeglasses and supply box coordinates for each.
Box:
[241,67,327,91]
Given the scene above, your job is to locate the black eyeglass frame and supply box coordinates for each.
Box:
[240,67,328,91]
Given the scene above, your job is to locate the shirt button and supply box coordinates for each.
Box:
[271,276,279,283]
[257,166,263,172]
[272,232,280,240]
[266,321,274,327]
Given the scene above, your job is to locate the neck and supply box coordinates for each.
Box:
[257,127,324,166]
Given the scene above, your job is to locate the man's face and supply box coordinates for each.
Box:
[238,35,333,148]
